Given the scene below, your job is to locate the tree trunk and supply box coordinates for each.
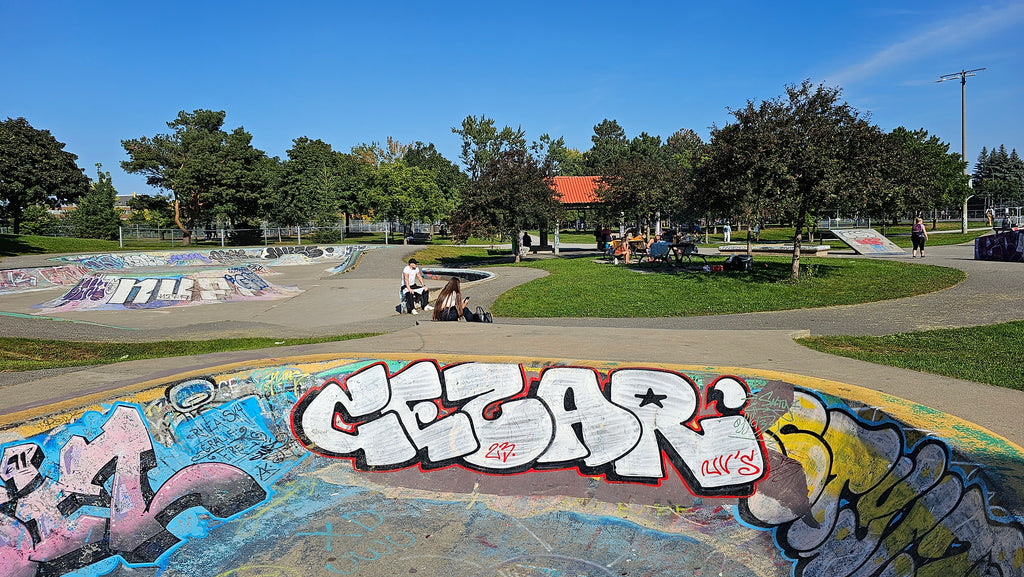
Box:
[513,237,521,263]
[746,224,753,257]
[791,208,806,281]
[172,199,191,246]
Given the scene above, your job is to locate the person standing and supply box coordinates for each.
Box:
[402,258,433,314]
[722,221,732,243]
[911,217,928,258]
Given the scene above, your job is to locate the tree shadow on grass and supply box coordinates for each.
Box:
[626,259,846,284]
[0,235,46,257]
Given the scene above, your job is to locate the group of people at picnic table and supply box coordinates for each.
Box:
[599,228,699,265]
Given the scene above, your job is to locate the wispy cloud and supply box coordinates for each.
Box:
[829,3,1024,85]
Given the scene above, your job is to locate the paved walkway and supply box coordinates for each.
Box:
[2,240,1022,445]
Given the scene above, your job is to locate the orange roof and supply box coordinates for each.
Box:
[551,176,602,205]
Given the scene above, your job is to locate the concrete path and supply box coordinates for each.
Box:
[2,239,1022,446]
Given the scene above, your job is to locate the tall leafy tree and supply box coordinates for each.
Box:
[0,117,90,234]
[698,81,881,279]
[363,161,444,237]
[598,132,672,235]
[121,109,272,245]
[455,145,558,261]
[403,142,467,229]
[872,128,969,230]
[72,164,122,240]
[273,137,362,227]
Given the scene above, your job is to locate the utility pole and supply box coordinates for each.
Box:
[937,67,985,233]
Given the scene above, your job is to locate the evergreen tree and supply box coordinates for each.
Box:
[72,164,121,240]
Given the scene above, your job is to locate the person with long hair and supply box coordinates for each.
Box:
[432,277,479,321]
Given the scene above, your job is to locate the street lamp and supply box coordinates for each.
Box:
[937,67,985,233]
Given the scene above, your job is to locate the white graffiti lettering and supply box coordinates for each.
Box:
[290,362,767,496]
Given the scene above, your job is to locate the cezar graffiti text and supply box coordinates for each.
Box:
[290,361,768,497]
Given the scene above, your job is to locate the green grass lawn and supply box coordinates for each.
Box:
[0,333,380,372]
[798,322,1024,391]
[485,255,964,317]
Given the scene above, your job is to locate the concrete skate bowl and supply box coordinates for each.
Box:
[420,267,494,283]
[0,245,376,312]
[1,355,1022,577]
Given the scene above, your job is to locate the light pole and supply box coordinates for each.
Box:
[937,67,985,233]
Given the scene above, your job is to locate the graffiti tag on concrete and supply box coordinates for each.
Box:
[291,362,767,496]
[33,268,298,312]
[1,358,1020,577]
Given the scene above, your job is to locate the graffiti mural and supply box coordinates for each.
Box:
[1,357,1021,577]
[292,362,766,496]
[976,230,1024,262]
[32,268,300,313]
[48,245,375,272]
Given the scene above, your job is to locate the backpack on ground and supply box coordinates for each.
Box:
[475,306,493,323]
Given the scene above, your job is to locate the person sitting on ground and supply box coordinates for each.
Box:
[402,258,434,315]
[432,277,481,322]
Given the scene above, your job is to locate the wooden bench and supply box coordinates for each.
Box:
[407,232,433,244]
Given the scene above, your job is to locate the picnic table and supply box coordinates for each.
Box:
[670,240,708,265]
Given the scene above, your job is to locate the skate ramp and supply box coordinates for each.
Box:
[1,354,1022,577]
[831,228,906,255]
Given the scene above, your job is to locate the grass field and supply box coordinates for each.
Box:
[0,333,380,372]
[799,321,1024,391]
[440,254,966,318]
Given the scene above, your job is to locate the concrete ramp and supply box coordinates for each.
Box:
[1,354,1021,577]
[831,228,906,255]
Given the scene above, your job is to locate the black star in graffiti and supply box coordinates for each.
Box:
[635,388,668,408]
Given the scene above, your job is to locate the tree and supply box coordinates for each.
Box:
[121,109,272,245]
[872,128,969,230]
[272,137,362,228]
[18,204,60,236]
[451,115,527,182]
[126,193,175,237]
[455,145,558,261]
[598,132,672,235]
[71,164,121,240]
[699,81,882,279]
[583,119,629,175]
[370,163,446,235]
[403,142,468,229]
[974,145,1024,206]
[0,117,90,234]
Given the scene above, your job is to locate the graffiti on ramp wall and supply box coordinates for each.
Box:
[31,267,299,313]
[1,357,1022,577]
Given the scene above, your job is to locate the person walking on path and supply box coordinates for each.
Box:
[402,258,434,315]
[911,217,928,258]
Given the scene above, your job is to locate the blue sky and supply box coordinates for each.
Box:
[2,0,1022,196]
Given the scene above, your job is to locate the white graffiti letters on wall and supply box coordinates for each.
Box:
[0,405,266,577]
[34,269,299,313]
[291,362,768,497]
